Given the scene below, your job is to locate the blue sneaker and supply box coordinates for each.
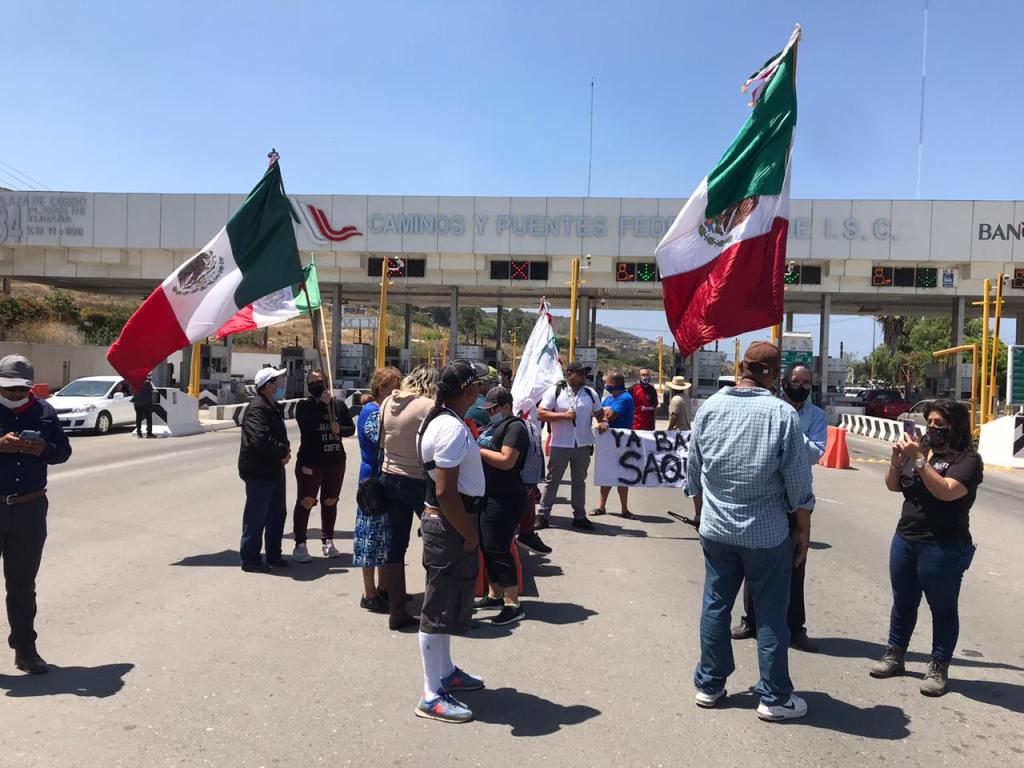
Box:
[414,691,473,723]
[441,666,485,692]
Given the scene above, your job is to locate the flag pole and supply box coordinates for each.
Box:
[267,148,335,424]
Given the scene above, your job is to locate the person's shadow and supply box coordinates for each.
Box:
[468,601,598,639]
[170,548,349,580]
[470,686,601,736]
[717,689,910,739]
[816,637,1024,673]
[0,663,134,698]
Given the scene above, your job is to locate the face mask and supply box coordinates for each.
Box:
[639,376,651,385]
[926,426,950,448]
[307,382,325,398]
[785,385,811,403]
[0,393,29,409]
[273,386,285,401]
[489,411,508,425]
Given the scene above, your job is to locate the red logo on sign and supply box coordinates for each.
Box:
[307,204,362,242]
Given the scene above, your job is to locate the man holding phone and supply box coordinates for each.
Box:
[0,355,72,675]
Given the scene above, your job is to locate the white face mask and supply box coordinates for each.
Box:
[0,393,30,409]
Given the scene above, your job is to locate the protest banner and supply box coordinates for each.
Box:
[594,428,690,488]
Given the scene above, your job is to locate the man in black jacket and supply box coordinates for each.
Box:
[292,370,355,562]
[238,366,291,573]
[0,355,72,674]
[132,374,155,438]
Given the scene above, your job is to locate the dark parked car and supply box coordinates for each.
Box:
[857,389,913,420]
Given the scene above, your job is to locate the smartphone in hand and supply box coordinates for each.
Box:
[902,420,916,440]
[18,430,41,440]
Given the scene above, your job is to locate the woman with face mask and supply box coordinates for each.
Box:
[873,399,982,696]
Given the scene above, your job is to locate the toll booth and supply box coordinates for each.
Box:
[336,343,375,390]
[198,343,231,391]
[455,345,484,362]
[574,347,599,388]
[281,346,318,399]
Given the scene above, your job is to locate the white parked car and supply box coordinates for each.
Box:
[50,376,136,434]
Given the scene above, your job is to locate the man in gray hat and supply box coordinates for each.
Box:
[0,355,72,674]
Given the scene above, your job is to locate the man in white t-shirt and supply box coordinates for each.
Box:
[413,359,488,725]
[536,361,606,532]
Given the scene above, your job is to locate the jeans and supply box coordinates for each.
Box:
[240,471,287,565]
[538,446,591,520]
[741,514,806,633]
[887,533,975,663]
[382,473,425,564]
[0,496,48,651]
[695,536,795,706]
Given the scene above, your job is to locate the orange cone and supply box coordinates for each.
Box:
[818,426,851,469]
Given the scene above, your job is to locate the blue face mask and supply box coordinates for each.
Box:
[273,386,285,401]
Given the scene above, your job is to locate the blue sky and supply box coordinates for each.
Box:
[3,1,1021,356]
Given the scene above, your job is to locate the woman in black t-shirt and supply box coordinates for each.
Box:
[872,399,982,696]
[476,387,530,627]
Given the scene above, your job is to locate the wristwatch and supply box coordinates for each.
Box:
[914,457,927,471]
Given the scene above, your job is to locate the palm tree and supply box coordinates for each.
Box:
[876,315,906,355]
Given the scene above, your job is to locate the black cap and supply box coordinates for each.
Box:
[566,361,591,374]
[438,359,490,397]
[482,386,512,410]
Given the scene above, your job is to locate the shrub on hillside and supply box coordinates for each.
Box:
[7,320,84,345]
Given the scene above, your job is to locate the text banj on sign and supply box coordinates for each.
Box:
[594,428,691,489]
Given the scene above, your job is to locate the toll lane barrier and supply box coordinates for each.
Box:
[839,413,923,442]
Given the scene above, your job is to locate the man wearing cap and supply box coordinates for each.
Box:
[414,360,488,724]
[592,371,636,519]
[464,366,497,433]
[476,386,531,625]
[132,374,155,438]
[666,375,694,432]
[536,361,605,532]
[0,355,72,674]
[238,366,291,573]
[630,368,659,432]
[733,363,828,652]
[686,342,814,722]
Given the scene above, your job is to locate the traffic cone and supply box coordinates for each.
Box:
[818,426,851,469]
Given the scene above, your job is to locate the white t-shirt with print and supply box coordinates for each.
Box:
[418,410,486,498]
[539,384,604,449]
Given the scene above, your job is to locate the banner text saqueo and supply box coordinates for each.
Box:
[594,428,690,488]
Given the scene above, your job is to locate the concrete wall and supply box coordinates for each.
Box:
[0,341,115,388]
[231,351,283,379]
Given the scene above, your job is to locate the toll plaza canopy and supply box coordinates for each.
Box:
[2,191,1024,317]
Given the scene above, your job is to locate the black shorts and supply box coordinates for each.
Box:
[480,490,526,588]
[419,509,479,636]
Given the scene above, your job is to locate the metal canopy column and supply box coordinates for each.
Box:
[953,296,966,399]
[818,294,831,403]
[590,304,598,346]
[786,312,794,332]
[449,287,459,361]
[495,306,504,364]
[331,286,343,382]
[403,304,412,349]
[578,295,591,349]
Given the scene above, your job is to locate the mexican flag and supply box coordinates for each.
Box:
[510,299,563,418]
[655,26,800,356]
[215,261,320,338]
[107,160,304,389]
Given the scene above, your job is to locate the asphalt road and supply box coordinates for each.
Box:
[1,426,1022,767]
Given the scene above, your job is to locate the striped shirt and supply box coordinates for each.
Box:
[686,386,814,549]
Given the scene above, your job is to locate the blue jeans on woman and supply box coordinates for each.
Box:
[887,533,975,663]
[240,470,287,566]
[382,473,425,564]
[694,536,794,706]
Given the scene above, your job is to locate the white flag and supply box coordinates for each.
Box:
[511,300,564,417]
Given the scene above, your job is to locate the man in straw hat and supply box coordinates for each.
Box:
[686,342,814,721]
[666,375,695,432]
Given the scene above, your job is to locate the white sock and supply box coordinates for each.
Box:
[419,631,449,699]
[438,633,455,679]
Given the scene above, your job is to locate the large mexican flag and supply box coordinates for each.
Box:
[107,160,304,389]
[216,261,320,338]
[655,27,799,356]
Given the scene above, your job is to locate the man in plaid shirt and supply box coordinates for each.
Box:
[685,342,814,722]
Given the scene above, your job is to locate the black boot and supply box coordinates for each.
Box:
[15,647,48,675]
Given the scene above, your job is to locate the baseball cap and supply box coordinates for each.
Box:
[254,366,287,389]
[439,359,490,395]
[741,342,781,377]
[481,386,513,410]
[0,355,34,388]
[566,361,591,374]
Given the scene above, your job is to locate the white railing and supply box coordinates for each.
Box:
[839,413,923,442]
